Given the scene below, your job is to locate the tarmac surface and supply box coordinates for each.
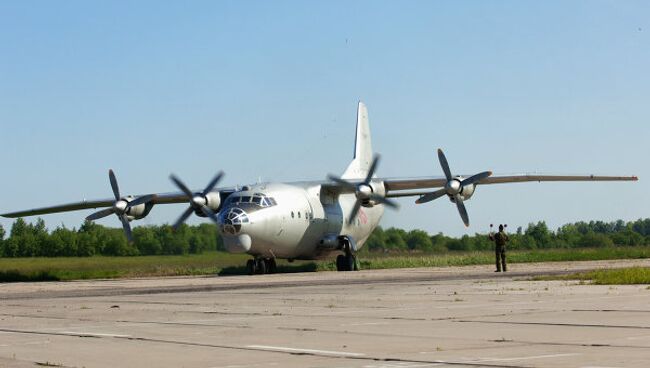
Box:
[0,258,649,368]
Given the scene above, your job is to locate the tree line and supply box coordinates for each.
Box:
[0,218,649,258]
[364,218,650,253]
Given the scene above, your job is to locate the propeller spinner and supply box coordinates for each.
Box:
[169,172,224,230]
[86,170,156,242]
[415,149,491,227]
[328,154,399,225]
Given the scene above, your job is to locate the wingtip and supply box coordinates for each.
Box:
[632,176,639,181]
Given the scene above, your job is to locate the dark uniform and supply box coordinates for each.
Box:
[489,225,509,272]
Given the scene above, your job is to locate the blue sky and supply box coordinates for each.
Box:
[1,1,648,236]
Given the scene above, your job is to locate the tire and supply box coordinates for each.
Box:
[266,258,277,274]
[255,259,267,275]
[336,255,346,271]
[345,254,355,271]
[246,259,255,275]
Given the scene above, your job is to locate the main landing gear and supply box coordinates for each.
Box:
[336,240,359,272]
[246,258,277,275]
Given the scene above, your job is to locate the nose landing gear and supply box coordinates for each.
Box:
[246,258,277,275]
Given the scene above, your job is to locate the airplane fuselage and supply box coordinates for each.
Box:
[217,181,384,260]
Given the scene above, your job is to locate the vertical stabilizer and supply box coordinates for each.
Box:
[342,102,373,179]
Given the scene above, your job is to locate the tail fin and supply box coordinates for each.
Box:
[342,101,373,179]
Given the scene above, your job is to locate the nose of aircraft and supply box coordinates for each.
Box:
[217,207,252,253]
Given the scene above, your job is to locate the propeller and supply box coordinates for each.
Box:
[415,149,492,227]
[86,169,156,242]
[169,171,224,230]
[328,154,399,225]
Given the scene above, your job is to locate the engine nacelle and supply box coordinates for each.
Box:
[124,196,154,220]
[194,191,222,217]
[205,192,221,210]
[447,177,476,202]
[459,182,476,200]
[361,181,387,207]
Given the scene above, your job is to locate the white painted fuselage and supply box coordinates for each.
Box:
[218,181,384,260]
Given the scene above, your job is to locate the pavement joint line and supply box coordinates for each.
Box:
[455,320,650,330]
[489,338,650,350]
[245,344,366,357]
[58,331,132,338]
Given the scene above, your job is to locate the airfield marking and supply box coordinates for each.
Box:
[245,344,366,357]
[469,353,581,362]
[339,321,390,327]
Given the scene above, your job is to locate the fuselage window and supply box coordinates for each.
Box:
[252,196,262,205]
[291,211,294,218]
[298,211,301,218]
[241,196,251,203]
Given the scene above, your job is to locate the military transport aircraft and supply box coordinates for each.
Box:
[1,102,638,274]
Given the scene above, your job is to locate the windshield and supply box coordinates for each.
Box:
[226,193,276,208]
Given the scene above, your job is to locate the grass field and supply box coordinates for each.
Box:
[0,246,649,282]
[534,266,650,285]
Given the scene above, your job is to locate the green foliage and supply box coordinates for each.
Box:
[384,227,407,250]
[0,218,224,258]
[406,229,433,251]
[1,217,649,258]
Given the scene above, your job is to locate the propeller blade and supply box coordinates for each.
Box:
[369,194,399,209]
[364,154,380,184]
[437,149,453,181]
[173,206,195,231]
[170,174,194,198]
[347,200,362,225]
[200,205,220,224]
[86,208,115,221]
[327,175,357,191]
[461,171,492,186]
[108,169,121,201]
[202,171,224,195]
[415,188,447,204]
[119,214,134,243]
[455,198,470,227]
[126,194,156,208]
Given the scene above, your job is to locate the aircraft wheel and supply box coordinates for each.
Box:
[336,254,355,271]
[336,255,346,271]
[246,259,255,275]
[345,254,355,271]
[255,259,267,275]
[266,258,277,274]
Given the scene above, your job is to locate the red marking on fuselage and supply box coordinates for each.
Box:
[359,208,368,225]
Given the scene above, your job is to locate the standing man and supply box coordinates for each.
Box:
[489,224,509,272]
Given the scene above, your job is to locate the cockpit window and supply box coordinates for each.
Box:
[225,193,277,208]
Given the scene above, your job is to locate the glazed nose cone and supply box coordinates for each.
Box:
[218,207,252,253]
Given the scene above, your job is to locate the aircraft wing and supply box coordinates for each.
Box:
[383,174,639,197]
[0,191,201,218]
